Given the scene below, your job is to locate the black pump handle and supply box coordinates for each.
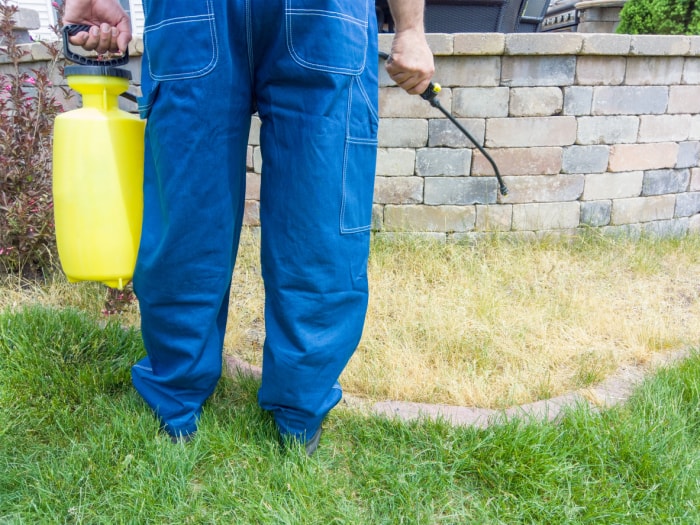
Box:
[62,24,129,67]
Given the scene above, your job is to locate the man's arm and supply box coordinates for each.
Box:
[63,0,132,54]
[385,0,434,95]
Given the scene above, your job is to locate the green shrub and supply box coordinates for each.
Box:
[0,0,68,279]
[617,0,700,35]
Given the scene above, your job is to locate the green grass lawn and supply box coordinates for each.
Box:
[1,305,699,523]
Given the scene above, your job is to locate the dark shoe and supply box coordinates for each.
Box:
[280,426,323,457]
[167,430,197,444]
[303,427,322,457]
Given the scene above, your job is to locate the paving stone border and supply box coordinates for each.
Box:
[224,347,693,429]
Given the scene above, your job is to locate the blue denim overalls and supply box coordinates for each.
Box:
[132,0,378,442]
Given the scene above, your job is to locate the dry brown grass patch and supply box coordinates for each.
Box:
[226,230,700,408]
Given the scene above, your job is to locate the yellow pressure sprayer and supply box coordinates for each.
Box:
[53,25,145,289]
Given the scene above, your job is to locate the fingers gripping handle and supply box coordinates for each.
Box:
[62,24,129,67]
[378,51,439,102]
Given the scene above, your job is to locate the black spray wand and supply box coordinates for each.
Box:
[380,52,508,197]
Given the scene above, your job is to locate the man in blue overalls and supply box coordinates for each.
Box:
[64,0,434,454]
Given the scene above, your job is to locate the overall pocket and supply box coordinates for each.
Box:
[143,0,218,81]
[341,76,378,234]
[286,0,369,75]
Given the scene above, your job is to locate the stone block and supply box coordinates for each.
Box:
[372,204,383,231]
[629,35,691,56]
[504,33,584,55]
[475,204,513,231]
[642,218,688,237]
[30,43,54,62]
[434,56,501,87]
[453,87,509,118]
[426,33,454,55]
[11,8,39,30]
[668,86,700,114]
[642,169,690,196]
[246,172,260,200]
[253,146,262,174]
[502,56,576,87]
[691,168,700,191]
[638,115,692,143]
[416,148,472,176]
[424,177,498,205]
[471,147,562,176]
[600,223,642,239]
[378,118,428,148]
[592,86,668,115]
[500,175,584,203]
[486,116,577,147]
[563,86,593,116]
[380,87,448,118]
[580,34,631,55]
[373,176,424,204]
[576,56,626,86]
[378,33,394,56]
[243,200,260,226]
[429,118,485,148]
[582,171,643,200]
[376,148,417,176]
[509,87,563,117]
[561,145,609,173]
[691,38,700,56]
[246,146,254,170]
[625,57,684,86]
[683,57,700,84]
[453,33,506,55]
[576,116,639,145]
[676,141,700,169]
[675,192,700,217]
[691,116,700,140]
[511,202,580,230]
[580,201,612,227]
[611,195,676,224]
[384,205,476,233]
[690,214,700,233]
[249,116,261,145]
[608,143,679,171]
[378,61,393,88]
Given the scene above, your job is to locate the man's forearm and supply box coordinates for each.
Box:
[386,0,426,32]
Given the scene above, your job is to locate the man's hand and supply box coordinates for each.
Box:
[63,0,132,54]
[385,0,434,95]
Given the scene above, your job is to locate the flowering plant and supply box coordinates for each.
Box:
[0,0,70,279]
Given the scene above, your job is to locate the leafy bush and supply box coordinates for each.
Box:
[617,0,700,35]
[0,0,68,279]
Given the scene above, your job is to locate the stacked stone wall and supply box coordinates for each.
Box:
[6,33,700,240]
[364,32,700,240]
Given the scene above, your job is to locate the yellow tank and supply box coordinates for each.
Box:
[52,65,145,289]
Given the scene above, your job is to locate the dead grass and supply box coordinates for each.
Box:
[2,229,698,409]
[226,229,700,409]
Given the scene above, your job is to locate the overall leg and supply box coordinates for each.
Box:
[132,0,254,437]
[252,0,379,440]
